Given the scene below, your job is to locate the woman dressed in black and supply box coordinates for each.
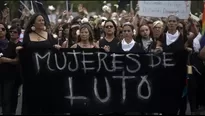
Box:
[0,23,22,115]
[21,14,58,49]
[135,24,156,53]
[159,15,187,115]
[116,22,144,53]
[96,20,119,52]
[16,13,61,115]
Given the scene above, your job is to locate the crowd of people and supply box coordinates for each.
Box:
[0,3,205,115]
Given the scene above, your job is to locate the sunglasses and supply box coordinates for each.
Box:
[105,25,113,29]
[0,28,5,31]
[9,31,18,34]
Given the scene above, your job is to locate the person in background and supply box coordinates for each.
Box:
[61,23,80,48]
[60,23,71,48]
[0,23,21,115]
[200,46,205,60]
[93,19,103,42]
[152,20,164,40]
[10,18,24,42]
[54,24,63,45]
[8,25,22,114]
[152,20,164,51]
[11,18,21,29]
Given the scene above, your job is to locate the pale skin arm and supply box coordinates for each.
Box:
[70,44,77,48]
[61,41,68,48]
[95,41,100,48]
[0,57,18,64]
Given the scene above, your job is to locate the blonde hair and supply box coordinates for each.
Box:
[153,20,164,28]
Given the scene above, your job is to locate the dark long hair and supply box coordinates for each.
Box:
[24,13,48,34]
[0,22,10,40]
[103,19,117,37]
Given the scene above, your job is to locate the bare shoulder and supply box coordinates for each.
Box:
[93,42,99,48]
[61,41,68,48]
[70,44,77,48]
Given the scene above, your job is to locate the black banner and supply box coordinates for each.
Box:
[19,48,188,114]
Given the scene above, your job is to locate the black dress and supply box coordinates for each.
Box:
[21,33,60,115]
[160,34,187,114]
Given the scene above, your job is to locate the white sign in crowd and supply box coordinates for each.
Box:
[138,1,191,19]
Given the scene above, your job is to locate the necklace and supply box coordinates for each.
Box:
[34,31,47,41]
[80,42,91,48]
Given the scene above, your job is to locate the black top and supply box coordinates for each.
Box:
[116,41,145,53]
[135,37,156,53]
[99,38,119,52]
[0,41,22,80]
[23,33,57,49]
[161,34,185,52]
[76,44,95,49]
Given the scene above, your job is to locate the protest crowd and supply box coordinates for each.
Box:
[0,1,205,115]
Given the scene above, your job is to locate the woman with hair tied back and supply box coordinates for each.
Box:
[116,22,144,53]
[159,15,187,115]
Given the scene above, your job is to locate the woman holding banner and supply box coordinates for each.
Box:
[70,23,96,48]
[96,20,119,52]
[21,13,59,49]
[135,24,155,53]
[16,13,62,115]
[116,22,144,53]
[158,15,187,115]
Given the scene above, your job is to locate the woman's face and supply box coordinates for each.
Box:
[104,22,115,35]
[140,25,150,38]
[33,15,45,30]
[123,25,133,40]
[9,28,19,40]
[153,23,163,38]
[0,24,6,38]
[80,27,89,41]
[64,28,70,36]
[167,16,178,31]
